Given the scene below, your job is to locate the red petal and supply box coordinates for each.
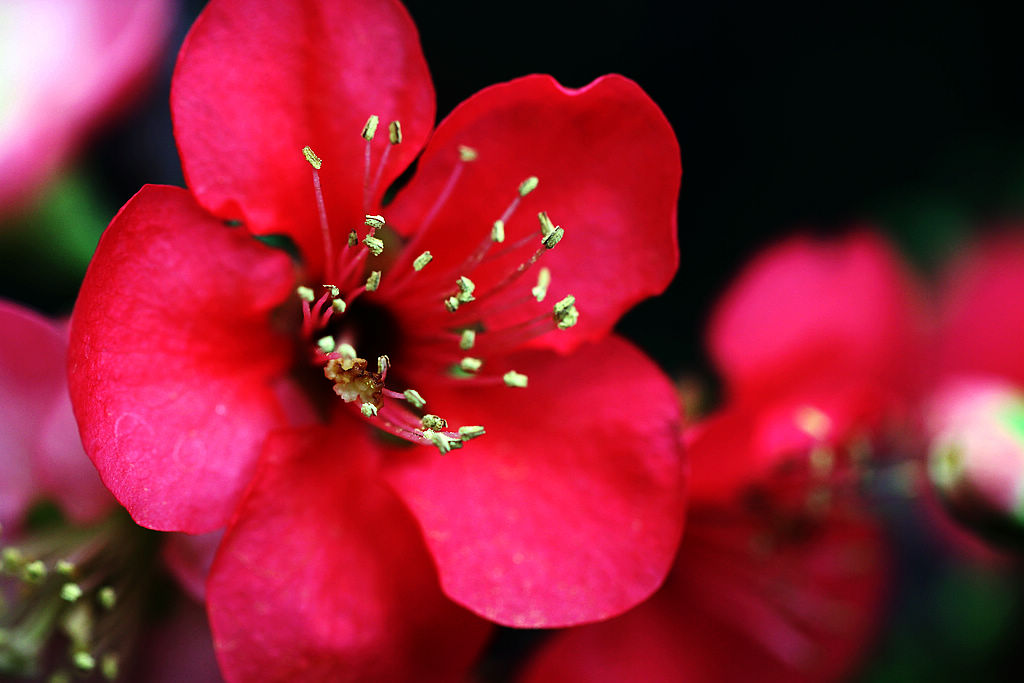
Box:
[386,336,686,627]
[708,231,924,405]
[383,74,680,353]
[68,185,295,533]
[0,300,63,527]
[172,0,434,276]
[523,508,887,683]
[938,234,1024,385]
[207,425,491,683]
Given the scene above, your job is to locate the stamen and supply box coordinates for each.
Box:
[23,560,46,584]
[421,414,448,431]
[503,370,528,388]
[296,286,315,302]
[317,336,336,354]
[365,214,386,230]
[363,234,384,256]
[458,425,486,441]
[302,146,337,281]
[403,389,426,408]
[460,357,483,373]
[97,587,116,610]
[532,267,551,302]
[444,296,460,313]
[413,251,433,271]
[332,298,347,313]
[553,295,579,329]
[61,583,83,603]
[377,355,390,377]
[459,329,476,350]
[72,652,96,672]
[388,121,403,145]
[365,270,382,292]
[337,343,357,360]
[542,226,565,249]
[491,219,505,243]
[456,276,476,302]
[361,115,380,141]
[348,230,358,247]
[538,211,555,237]
[458,145,478,162]
[361,403,378,417]
[518,176,539,197]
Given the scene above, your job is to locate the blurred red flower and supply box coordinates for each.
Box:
[0,0,172,212]
[67,0,687,679]
[523,231,921,682]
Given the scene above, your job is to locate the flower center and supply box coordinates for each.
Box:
[291,117,581,453]
[0,505,163,680]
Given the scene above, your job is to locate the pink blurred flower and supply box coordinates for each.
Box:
[0,0,172,211]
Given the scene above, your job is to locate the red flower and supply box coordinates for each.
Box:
[523,232,916,682]
[67,0,686,679]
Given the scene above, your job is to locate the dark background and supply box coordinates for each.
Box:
[5,1,1024,679]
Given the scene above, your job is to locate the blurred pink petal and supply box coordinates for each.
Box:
[163,529,224,602]
[0,0,172,210]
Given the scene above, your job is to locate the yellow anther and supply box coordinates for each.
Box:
[518,176,539,197]
[366,270,382,292]
[458,145,478,162]
[323,284,340,298]
[460,357,483,373]
[538,211,555,237]
[503,370,528,388]
[553,294,579,329]
[459,329,476,350]
[317,336,336,354]
[388,120,403,145]
[532,267,551,302]
[296,286,315,302]
[421,414,448,431]
[364,214,386,229]
[301,146,322,170]
[444,296,460,313]
[362,115,379,140]
[429,431,460,455]
[413,251,433,271]
[491,219,506,243]
[456,276,476,303]
[332,298,347,313]
[361,402,378,417]
[363,234,385,256]
[377,355,390,375]
[403,389,426,408]
[542,226,564,249]
[458,425,486,441]
[347,230,358,247]
[337,343,357,360]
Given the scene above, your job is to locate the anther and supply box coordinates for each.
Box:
[553,295,579,329]
[403,389,426,408]
[332,298,347,313]
[460,357,483,373]
[542,226,564,249]
[72,652,96,672]
[459,329,476,350]
[23,559,46,584]
[317,336,336,354]
[361,402,378,417]
[458,425,486,441]
[101,654,119,681]
[55,559,75,576]
[458,145,478,162]
[365,214,386,230]
[491,219,506,243]
[421,414,448,431]
[2,546,23,572]
[61,582,84,602]
[444,296,460,313]
[456,276,476,302]
[377,355,390,375]
[538,211,555,237]
[363,234,385,256]
[518,176,539,197]
[413,251,433,271]
[324,285,341,298]
[301,145,322,170]
[296,286,315,302]
[366,270,382,292]
[362,115,380,141]
[348,230,358,247]
[429,431,460,455]
[337,343,357,360]
[532,267,551,302]
[388,120,403,145]
[503,370,528,388]
[98,586,117,610]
